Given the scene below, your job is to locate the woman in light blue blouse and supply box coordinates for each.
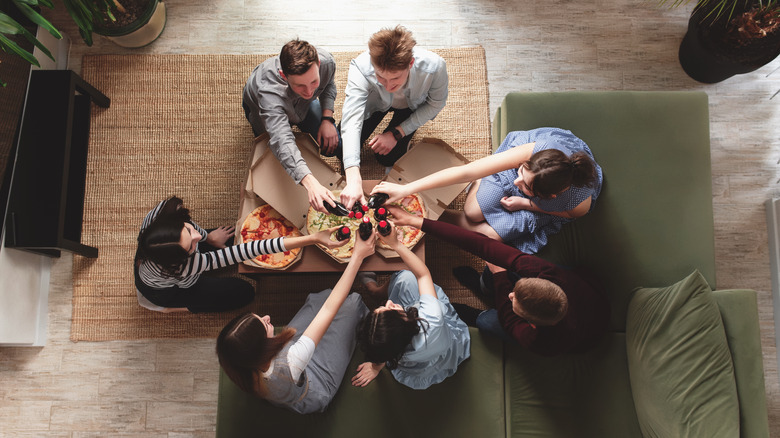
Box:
[351,223,470,390]
[372,127,603,254]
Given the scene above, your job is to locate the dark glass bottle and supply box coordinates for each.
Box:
[323,200,350,216]
[335,226,351,241]
[358,216,373,241]
[377,220,391,236]
[367,192,389,209]
[374,207,388,221]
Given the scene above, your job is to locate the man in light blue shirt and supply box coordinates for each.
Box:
[338,26,449,209]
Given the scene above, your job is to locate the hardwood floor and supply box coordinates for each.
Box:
[1,0,779,435]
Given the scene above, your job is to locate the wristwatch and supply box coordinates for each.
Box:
[391,127,403,141]
[322,116,336,125]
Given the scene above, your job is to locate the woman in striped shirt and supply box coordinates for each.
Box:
[135,197,343,313]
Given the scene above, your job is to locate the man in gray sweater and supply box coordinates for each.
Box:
[243,39,341,213]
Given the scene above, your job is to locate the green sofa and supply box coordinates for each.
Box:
[216,91,769,437]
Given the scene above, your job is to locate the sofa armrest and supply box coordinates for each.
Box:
[711,289,770,438]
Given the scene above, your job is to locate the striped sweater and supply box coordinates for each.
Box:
[137,200,286,289]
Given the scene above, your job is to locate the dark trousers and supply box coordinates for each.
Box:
[135,231,255,313]
[337,107,416,167]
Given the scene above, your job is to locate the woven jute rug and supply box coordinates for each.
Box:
[73,47,491,341]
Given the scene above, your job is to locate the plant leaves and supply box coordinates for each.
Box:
[16,2,62,39]
[0,33,41,66]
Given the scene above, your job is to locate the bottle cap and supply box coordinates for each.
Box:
[355,212,363,219]
[341,226,350,233]
[348,211,355,218]
[362,204,369,212]
[378,207,386,215]
[362,216,370,223]
[379,220,387,227]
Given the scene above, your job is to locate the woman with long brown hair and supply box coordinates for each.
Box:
[216,231,375,414]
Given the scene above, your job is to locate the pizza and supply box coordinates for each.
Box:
[306,191,358,262]
[376,193,426,250]
[306,191,427,262]
[239,204,303,269]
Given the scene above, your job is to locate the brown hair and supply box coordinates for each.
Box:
[216,313,296,397]
[512,278,568,326]
[279,39,319,76]
[525,149,597,198]
[356,306,426,369]
[368,25,416,72]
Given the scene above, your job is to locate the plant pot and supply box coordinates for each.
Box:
[94,0,166,48]
[678,1,780,83]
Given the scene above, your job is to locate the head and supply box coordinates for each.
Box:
[356,300,424,369]
[368,25,416,93]
[508,278,568,326]
[279,39,320,99]
[135,197,201,275]
[515,150,597,198]
[216,313,296,397]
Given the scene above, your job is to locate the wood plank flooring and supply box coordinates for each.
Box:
[1,0,779,435]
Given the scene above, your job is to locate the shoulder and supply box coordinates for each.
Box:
[316,47,334,64]
[351,51,373,73]
[412,48,446,73]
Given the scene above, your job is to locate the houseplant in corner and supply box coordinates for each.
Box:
[671,0,780,83]
[65,0,166,48]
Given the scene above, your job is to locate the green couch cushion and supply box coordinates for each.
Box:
[504,334,641,437]
[493,91,716,330]
[217,328,505,438]
[625,270,739,438]
[711,289,770,438]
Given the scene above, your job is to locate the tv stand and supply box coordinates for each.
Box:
[4,70,108,258]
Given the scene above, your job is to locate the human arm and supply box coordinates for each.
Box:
[340,166,366,210]
[261,105,313,185]
[368,128,403,156]
[317,108,339,155]
[301,230,376,345]
[500,196,592,219]
[339,59,370,176]
[378,223,436,299]
[398,54,448,137]
[301,174,337,213]
[370,142,536,203]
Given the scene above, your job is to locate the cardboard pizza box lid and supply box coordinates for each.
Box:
[249,133,344,230]
[384,138,471,221]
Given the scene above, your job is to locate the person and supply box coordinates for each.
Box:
[351,223,470,390]
[388,205,610,356]
[339,25,448,209]
[243,39,342,213]
[134,197,344,313]
[216,231,374,414]
[372,127,603,254]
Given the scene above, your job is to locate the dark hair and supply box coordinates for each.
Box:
[368,25,416,72]
[356,306,426,369]
[216,313,296,397]
[513,278,568,326]
[279,39,319,76]
[525,150,597,198]
[135,196,193,276]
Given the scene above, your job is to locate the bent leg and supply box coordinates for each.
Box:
[475,309,515,343]
[463,179,486,223]
[440,209,502,241]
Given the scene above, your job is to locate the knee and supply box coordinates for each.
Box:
[463,199,485,223]
[232,279,256,307]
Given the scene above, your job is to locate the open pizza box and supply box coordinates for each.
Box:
[374,138,471,258]
[235,133,343,269]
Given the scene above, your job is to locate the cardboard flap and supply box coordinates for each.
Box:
[250,133,344,229]
[386,138,471,220]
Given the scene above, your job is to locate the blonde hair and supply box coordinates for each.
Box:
[368,25,416,72]
[512,278,568,326]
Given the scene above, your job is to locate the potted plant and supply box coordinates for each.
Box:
[669,0,780,83]
[65,0,166,48]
